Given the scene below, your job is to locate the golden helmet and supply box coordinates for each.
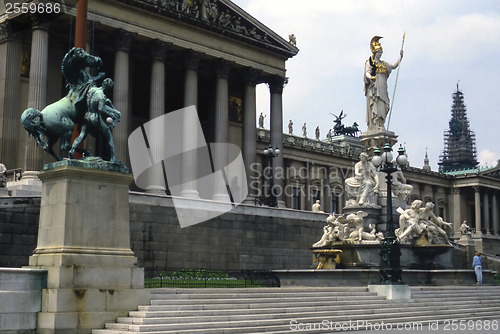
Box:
[370,36,383,54]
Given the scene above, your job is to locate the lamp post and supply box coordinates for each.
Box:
[263,144,280,207]
[372,143,408,284]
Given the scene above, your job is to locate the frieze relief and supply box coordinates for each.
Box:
[122,0,288,52]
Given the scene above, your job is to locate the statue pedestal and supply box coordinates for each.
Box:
[360,129,398,154]
[28,164,150,334]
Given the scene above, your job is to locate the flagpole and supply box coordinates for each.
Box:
[75,0,88,49]
[70,0,88,159]
[387,32,405,131]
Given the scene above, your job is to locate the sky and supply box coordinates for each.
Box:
[235,0,500,171]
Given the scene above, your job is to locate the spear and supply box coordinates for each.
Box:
[387,32,405,131]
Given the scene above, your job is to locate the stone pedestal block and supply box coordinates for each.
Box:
[29,164,150,334]
[368,284,411,300]
[360,129,398,154]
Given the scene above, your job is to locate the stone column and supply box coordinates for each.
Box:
[269,76,286,207]
[0,21,22,169]
[484,191,491,235]
[25,20,49,172]
[492,191,500,235]
[242,69,259,204]
[181,51,201,198]
[145,40,169,194]
[212,60,231,201]
[432,185,438,214]
[452,188,462,237]
[113,29,135,166]
[474,186,482,236]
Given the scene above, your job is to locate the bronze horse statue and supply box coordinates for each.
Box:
[21,47,121,162]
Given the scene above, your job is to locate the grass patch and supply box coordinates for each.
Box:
[145,268,279,288]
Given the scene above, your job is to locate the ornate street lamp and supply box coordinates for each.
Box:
[372,143,408,284]
[263,144,280,207]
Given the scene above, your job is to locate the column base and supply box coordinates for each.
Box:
[180,189,200,199]
[212,193,231,202]
[145,185,166,195]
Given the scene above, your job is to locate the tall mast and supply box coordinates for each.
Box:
[71,0,88,159]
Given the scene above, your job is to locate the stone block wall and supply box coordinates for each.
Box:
[0,195,326,271]
[129,193,326,271]
[0,197,40,267]
[0,268,46,332]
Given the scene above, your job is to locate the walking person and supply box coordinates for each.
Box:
[472,251,483,284]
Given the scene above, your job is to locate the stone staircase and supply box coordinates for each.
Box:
[93,286,500,333]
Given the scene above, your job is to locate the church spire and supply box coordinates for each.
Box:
[423,149,431,172]
[438,84,478,172]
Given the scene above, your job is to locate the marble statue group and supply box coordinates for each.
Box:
[396,200,452,245]
[345,152,380,207]
[21,47,122,163]
[313,211,383,247]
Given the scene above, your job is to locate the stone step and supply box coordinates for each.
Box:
[150,290,373,300]
[149,293,381,305]
[130,301,416,318]
[140,297,386,312]
[94,314,500,334]
[150,286,370,294]
[98,310,500,333]
[93,286,500,334]
[129,299,500,319]
[116,304,500,325]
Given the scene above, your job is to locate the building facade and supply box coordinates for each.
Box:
[1,1,499,256]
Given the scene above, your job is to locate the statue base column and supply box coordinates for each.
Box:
[360,129,398,154]
[28,163,150,334]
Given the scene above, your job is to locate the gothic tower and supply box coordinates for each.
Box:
[438,84,478,172]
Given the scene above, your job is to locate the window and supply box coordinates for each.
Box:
[331,193,339,214]
[292,187,301,210]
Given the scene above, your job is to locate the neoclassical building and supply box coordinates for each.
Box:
[1,1,499,255]
[0,0,298,183]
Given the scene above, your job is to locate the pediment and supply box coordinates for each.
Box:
[121,0,299,58]
[480,165,500,179]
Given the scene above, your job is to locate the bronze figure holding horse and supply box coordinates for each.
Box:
[21,47,121,163]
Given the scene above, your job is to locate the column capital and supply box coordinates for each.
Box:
[150,39,170,61]
[473,185,481,193]
[268,76,288,94]
[29,13,50,30]
[184,50,201,70]
[216,59,231,79]
[244,68,260,86]
[0,21,21,43]
[453,187,461,195]
[115,29,136,52]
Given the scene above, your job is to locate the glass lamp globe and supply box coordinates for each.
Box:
[396,145,408,166]
[372,148,382,167]
[381,143,393,164]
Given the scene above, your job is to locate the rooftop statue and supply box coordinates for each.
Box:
[21,47,123,167]
[0,162,6,187]
[331,110,360,137]
[364,36,403,131]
